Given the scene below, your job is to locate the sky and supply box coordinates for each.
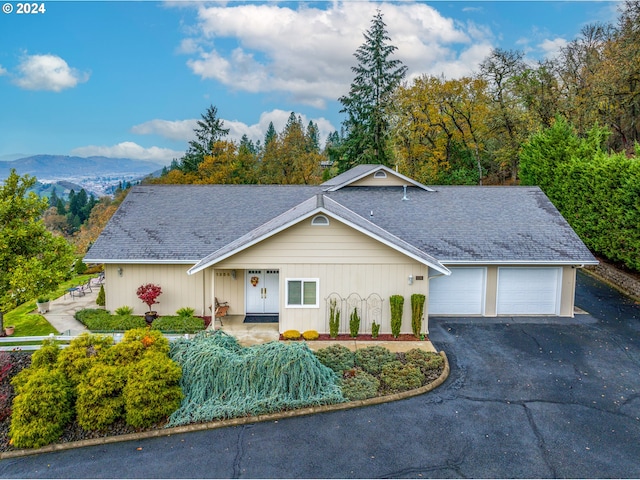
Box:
[0,1,621,166]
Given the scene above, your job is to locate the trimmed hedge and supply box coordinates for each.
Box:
[75,309,204,333]
[520,119,640,272]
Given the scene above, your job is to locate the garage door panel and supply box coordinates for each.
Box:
[429,268,485,315]
[497,267,560,315]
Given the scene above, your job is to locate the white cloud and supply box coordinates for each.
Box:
[132,109,337,146]
[14,54,89,92]
[71,142,183,165]
[176,1,493,107]
[538,37,568,60]
[0,65,7,76]
[131,119,198,141]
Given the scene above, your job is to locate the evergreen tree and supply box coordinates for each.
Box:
[338,9,407,171]
[305,121,321,154]
[264,121,277,146]
[49,188,59,209]
[179,105,230,174]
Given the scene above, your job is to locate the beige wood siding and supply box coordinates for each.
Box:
[351,172,408,187]
[214,217,429,334]
[560,265,577,317]
[104,264,210,317]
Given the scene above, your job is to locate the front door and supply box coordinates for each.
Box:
[246,269,279,314]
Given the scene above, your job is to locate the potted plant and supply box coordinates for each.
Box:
[36,296,51,314]
[136,283,162,325]
[3,325,14,336]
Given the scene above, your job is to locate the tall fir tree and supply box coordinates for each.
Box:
[179,105,230,174]
[338,9,407,172]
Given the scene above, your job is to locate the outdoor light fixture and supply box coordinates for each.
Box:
[408,275,414,285]
[231,270,237,280]
[117,267,123,277]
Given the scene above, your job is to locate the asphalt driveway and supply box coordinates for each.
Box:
[2,271,639,478]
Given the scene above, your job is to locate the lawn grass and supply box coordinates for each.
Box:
[3,274,95,337]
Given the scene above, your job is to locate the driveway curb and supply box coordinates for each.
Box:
[0,352,449,460]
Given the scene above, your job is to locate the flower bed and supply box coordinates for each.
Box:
[280,333,427,341]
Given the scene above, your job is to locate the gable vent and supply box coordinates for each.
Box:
[311,215,329,226]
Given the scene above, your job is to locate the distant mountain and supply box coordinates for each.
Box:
[0,155,162,196]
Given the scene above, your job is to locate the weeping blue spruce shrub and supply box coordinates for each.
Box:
[168,331,345,426]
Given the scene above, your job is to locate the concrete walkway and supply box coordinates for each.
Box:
[42,286,97,335]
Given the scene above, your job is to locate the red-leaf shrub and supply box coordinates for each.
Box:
[136,284,162,312]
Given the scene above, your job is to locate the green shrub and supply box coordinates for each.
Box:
[355,345,396,375]
[380,361,424,392]
[371,322,380,338]
[411,294,425,338]
[9,368,74,448]
[75,308,111,326]
[329,298,340,338]
[283,330,301,340]
[113,315,147,331]
[76,363,126,431]
[96,285,106,306]
[349,308,360,337]
[74,260,88,275]
[390,295,404,338]
[314,344,355,373]
[103,338,145,367]
[405,349,444,373]
[123,351,182,428]
[57,333,114,387]
[176,307,195,317]
[151,315,204,334]
[30,340,61,369]
[75,309,146,331]
[120,328,170,356]
[114,306,134,316]
[302,330,319,340]
[341,369,380,400]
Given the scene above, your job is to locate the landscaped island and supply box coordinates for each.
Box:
[0,330,445,452]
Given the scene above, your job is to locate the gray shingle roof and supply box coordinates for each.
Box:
[329,186,597,263]
[85,182,597,265]
[188,194,449,274]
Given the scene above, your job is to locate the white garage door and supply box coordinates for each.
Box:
[429,267,486,315]
[497,267,561,315]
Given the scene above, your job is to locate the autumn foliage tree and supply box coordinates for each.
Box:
[136,284,162,313]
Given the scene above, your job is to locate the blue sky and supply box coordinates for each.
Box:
[0,1,620,165]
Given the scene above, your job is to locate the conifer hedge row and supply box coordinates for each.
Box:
[520,118,640,272]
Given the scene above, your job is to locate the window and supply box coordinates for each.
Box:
[311,214,329,226]
[374,170,387,178]
[286,279,319,308]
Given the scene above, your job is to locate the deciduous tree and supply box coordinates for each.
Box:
[0,170,75,331]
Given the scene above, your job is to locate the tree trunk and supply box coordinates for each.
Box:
[0,311,4,334]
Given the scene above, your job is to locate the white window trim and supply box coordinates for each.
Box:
[311,214,330,226]
[374,170,387,178]
[285,278,319,308]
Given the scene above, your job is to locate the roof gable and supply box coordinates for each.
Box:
[188,193,450,275]
[322,165,434,192]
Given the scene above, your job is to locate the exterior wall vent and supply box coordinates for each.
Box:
[311,214,330,226]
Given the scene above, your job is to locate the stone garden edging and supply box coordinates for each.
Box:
[0,351,449,460]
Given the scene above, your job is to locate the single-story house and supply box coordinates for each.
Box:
[84,165,597,335]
